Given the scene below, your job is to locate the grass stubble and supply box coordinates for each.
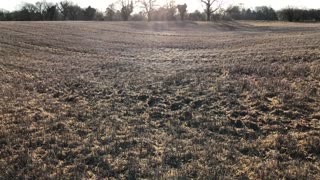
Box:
[0,21,319,179]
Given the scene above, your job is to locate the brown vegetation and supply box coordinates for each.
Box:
[0,21,319,179]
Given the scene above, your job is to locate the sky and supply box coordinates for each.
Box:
[1,0,320,12]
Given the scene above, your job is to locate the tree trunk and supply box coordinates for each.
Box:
[147,13,151,21]
[206,7,211,21]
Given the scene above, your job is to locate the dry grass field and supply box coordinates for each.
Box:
[0,21,320,179]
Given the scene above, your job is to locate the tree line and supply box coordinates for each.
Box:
[0,0,320,22]
[223,6,320,22]
[0,1,101,21]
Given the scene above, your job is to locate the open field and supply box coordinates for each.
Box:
[0,21,320,179]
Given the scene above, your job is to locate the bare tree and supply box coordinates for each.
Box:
[22,3,38,13]
[177,4,187,21]
[106,3,116,21]
[84,6,96,20]
[139,0,157,21]
[45,5,57,21]
[58,1,83,20]
[201,0,223,21]
[36,1,55,20]
[19,3,38,20]
[59,1,72,20]
[120,0,134,21]
[35,1,46,20]
[165,0,176,20]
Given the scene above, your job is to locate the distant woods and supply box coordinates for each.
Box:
[0,1,102,21]
[278,8,320,22]
[224,6,320,22]
[0,0,320,22]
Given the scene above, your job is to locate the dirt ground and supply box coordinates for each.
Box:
[0,21,319,179]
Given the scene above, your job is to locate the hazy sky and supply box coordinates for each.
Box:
[1,0,320,12]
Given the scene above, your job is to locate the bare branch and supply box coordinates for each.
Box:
[200,0,223,21]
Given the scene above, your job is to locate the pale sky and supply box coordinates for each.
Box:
[1,0,320,12]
